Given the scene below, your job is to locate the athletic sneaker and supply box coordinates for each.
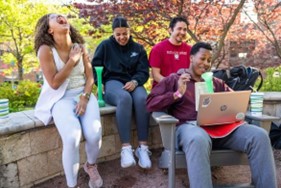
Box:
[83,162,103,188]
[135,145,152,168]
[121,145,136,168]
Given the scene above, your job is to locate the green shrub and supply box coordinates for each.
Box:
[260,66,281,92]
[0,80,41,112]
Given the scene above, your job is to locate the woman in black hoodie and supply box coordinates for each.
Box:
[92,17,151,169]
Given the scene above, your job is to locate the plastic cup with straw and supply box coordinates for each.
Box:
[202,72,214,93]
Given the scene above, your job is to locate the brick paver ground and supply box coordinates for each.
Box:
[32,149,281,188]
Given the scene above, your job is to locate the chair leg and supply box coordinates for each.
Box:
[168,124,176,188]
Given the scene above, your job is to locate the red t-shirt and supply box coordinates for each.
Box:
[149,39,191,86]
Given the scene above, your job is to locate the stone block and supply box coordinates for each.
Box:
[0,133,31,165]
[99,135,116,158]
[102,115,118,136]
[131,117,137,130]
[30,126,60,155]
[47,148,63,176]
[18,153,48,187]
[0,163,19,188]
[263,100,281,125]
[132,130,138,148]
[151,126,162,146]
[97,153,120,164]
[79,141,86,164]
[115,135,122,151]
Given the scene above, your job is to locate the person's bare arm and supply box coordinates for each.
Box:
[38,44,81,89]
[151,67,164,83]
[75,46,94,116]
[81,46,94,96]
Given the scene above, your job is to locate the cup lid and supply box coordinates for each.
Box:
[251,92,264,95]
[0,99,9,103]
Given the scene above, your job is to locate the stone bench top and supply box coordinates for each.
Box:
[246,112,280,121]
[0,105,116,136]
[264,92,281,101]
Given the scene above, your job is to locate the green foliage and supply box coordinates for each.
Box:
[260,66,281,91]
[0,80,41,112]
[0,0,71,80]
[144,78,152,93]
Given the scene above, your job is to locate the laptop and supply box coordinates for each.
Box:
[197,90,251,126]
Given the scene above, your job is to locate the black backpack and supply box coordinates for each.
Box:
[269,122,281,149]
[212,65,263,91]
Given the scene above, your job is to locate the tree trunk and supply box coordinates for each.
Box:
[17,59,23,80]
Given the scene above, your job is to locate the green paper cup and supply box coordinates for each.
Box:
[250,92,264,116]
[0,99,9,121]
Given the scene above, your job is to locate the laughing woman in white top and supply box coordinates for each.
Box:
[34,13,103,188]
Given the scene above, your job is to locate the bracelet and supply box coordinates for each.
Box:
[81,92,90,100]
[174,90,183,98]
[131,80,138,87]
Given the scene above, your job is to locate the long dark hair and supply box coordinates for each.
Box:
[34,13,85,55]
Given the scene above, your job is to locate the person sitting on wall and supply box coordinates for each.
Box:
[91,16,151,169]
[34,13,103,188]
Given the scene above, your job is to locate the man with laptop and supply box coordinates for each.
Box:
[146,42,277,188]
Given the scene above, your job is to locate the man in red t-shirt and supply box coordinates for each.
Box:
[149,16,192,87]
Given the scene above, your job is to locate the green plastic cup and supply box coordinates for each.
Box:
[94,66,106,107]
[202,72,214,93]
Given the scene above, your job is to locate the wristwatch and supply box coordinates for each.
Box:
[131,80,138,87]
[81,92,90,100]
[174,90,183,98]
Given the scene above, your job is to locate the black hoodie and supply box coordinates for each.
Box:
[91,36,149,86]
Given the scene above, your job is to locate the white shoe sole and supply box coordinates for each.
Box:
[121,160,136,168]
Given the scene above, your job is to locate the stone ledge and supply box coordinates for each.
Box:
[264,92,281,101]
[0,105,117,136]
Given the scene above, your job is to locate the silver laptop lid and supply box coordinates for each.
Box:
[197,90,251,126]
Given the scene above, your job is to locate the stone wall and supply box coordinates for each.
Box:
[0,106,161,188]
[263,92,281,126]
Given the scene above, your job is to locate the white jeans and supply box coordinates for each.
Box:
[52,87,102,187]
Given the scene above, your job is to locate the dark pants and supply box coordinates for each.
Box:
[104,80,149,143]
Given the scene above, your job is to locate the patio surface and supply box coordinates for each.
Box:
[32,149,281,188]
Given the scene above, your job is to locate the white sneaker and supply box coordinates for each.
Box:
[121,145,136,168]
[135,145,152,169]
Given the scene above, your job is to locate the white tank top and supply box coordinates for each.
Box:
[51,48,86,90]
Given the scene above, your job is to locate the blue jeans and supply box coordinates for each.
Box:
[104,80,149,143]
[176,121,277,188]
